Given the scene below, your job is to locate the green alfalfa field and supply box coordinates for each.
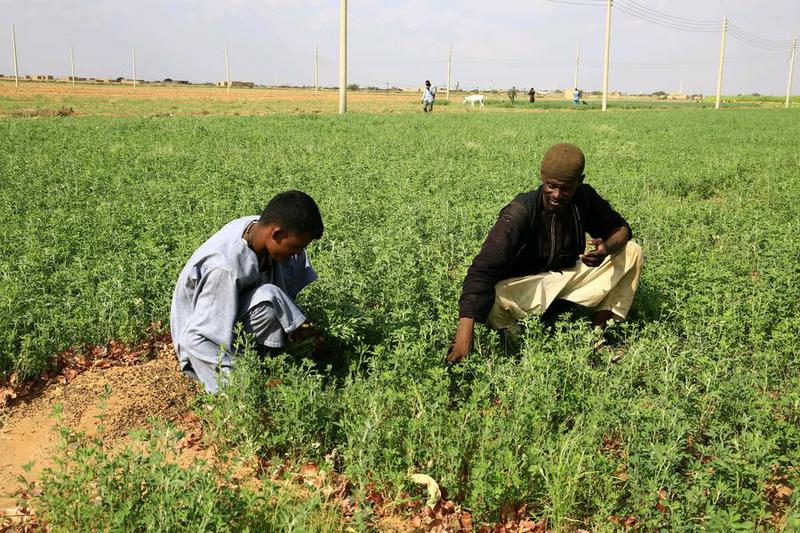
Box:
[1,106,800,530]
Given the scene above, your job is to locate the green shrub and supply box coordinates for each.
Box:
[33,416,341,532]
[4,110,800,526]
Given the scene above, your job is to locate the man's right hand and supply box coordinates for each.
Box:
[446,317,475,364]
[290,323,327,355]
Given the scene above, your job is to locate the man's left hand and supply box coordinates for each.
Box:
[290,323,327,355]
[580,238,609,267]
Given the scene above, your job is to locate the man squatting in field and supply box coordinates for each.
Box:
[447,143,643,363]
[171,191,325,393]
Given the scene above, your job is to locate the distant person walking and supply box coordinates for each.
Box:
[508,86,518,105]
[573,88,580,105]
[528,87,536,103]
[422,80,436,112]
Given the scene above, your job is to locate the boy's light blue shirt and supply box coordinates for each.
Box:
[170,216,316,385]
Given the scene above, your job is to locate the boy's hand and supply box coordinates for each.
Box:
[290,323,327,354]
[580,238,609,267]
[447,318,474,364]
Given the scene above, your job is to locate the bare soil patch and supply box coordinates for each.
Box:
[0,337,199,509]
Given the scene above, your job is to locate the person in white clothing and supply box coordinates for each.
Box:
[422,80,437,112]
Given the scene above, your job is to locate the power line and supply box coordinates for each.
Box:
[613,8,717,33]
[727,21,793,47]
[727,22,793,52]
[614,1,794,52]
[728,31,792,51]
[545,0,795,52]
[542,0,606,6]
[544,0,720,31]
[540,0,796,106]
[585,60,717,70]
[613,0,720,33]
[457,56,528,66]
[615,0,718,26]
[585,58,789,70]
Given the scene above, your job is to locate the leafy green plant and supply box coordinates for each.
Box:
[33,414,341,531]
[2,108,799,527]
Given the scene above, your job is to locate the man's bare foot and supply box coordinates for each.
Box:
[591,310,615,329]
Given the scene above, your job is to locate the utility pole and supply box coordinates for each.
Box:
[715,17,727,109]
[446,44,452,101]
[11,25,19,87]
[70,45,76,86]
[786,37,797,109]
[573,41,580,91]
[315,43,319,92]
[679,81,683,95]
[601,0,612,111]
[338,0,347,114]
[225,44,231,92]
[132,43,137,88]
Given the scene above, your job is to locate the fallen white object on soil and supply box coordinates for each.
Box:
[410,473,441,508]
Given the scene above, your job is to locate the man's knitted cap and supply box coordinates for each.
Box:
[540,143,585,182]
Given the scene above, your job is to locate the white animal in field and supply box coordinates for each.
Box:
[463,94,485,108]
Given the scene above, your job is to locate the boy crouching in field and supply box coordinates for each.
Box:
[171,190,325,393]
[448,143,643,363]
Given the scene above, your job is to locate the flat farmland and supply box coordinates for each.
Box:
[0,81,435,116]
[0,80,767,118]
[1,92,800,529]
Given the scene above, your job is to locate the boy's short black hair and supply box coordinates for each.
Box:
[259,190,324,239]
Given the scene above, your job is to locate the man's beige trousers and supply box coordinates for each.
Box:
[488,241,643,329]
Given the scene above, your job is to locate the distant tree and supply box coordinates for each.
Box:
[163,78,173,83]
[347,83,360,91]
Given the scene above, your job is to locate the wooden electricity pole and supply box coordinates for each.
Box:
[715,17,727,109]
[12,25,19,87]
[786,37,797,109]
[70,45,76,86]
[338,0,347,114]
[132,43,137,88]
[601,0,612,112]
[446,44,452,101]
[225,44,231,92]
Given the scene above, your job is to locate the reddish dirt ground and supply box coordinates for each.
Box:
[0,81,440,116]
[0,80,573,117]
[0,339,555,532]
[0,81,412,104]
[0,339,199,511]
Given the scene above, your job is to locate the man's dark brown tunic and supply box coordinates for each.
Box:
[458,185,631,323]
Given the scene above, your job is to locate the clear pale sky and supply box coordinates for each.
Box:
[2,0,798,95]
